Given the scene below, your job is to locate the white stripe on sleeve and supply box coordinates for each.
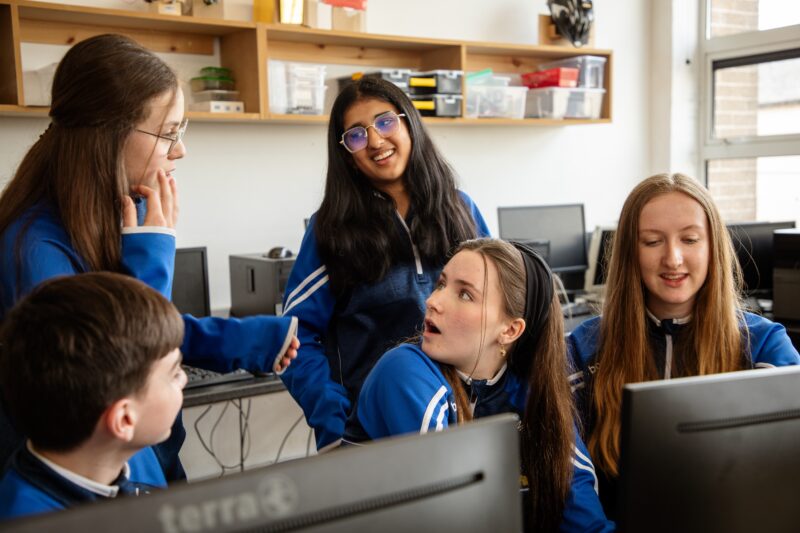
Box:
[420,386,447,434]
[284,265,326,310]
[282,275,329,316]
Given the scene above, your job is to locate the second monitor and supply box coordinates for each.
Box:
[498,204,588,273]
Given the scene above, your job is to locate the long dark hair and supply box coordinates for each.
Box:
[316,77,478,295]
[0,34,177,277]
[441,238,575,532]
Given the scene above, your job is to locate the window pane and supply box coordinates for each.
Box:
[709,0,800,39]
[712,55,800,139]
[708,155,800,224]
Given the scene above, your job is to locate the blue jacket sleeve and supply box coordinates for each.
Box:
[279,218,350,450]
[744,313,800,367]
[458,190,491,237]
[560,433,616,532]
[180,314,297,374]
[120,229,176,299]
[357,345,455,440]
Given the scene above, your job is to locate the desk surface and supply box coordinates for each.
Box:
[183,373,286,408]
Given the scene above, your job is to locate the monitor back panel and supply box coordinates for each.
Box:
[6,414,522,533]
[619,366,800,533]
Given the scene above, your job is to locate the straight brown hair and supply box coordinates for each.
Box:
[0,34,177,285]
[441,238,575,532]
[589,173,745,477]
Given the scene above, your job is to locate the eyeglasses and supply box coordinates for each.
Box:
[136,117,188,155]
[339,112,406,153]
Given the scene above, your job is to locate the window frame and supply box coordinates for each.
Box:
[699,2,800,180]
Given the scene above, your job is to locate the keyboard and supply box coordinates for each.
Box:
[562,300,595,318]
[182,365,255,390]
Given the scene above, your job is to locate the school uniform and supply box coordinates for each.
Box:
[0,200,297,480]
[567,311,800,519]
[280,191,489,450]
[0,443,166,520]
[345,343,615,533]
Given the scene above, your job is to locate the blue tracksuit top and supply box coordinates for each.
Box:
[566,312,800,520]
[0,200,297,479]
[280,191,490,450]
[348,343,615,533]
[0,445,166,520]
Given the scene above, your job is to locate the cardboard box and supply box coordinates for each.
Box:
[332,6,365,32]
[192,0,224,19]
[304,0,332,29]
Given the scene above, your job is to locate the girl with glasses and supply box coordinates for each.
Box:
[567,173,800,519]
[344,238,613,532]
[280,76,490,451]
[0,34,298,482]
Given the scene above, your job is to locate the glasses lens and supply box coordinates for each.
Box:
[374,113,399,137]
[343,127,368,152]
[168,118,188,155]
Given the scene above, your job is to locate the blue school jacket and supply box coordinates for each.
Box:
[0,445,166,520]
[280,191,490,450]
[0,200,297,479]
[347,343,615,533]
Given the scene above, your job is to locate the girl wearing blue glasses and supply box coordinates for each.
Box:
[280,76,490,451]
[0,34,298,481]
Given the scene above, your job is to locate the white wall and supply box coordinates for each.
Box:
[0,0,653,312]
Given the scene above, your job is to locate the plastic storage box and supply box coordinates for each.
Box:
[465,85,528,119]
[408,70,463,95]
[193,90,240,102]
[410,94,462,117]
[521,67,579,88]
[537,55,607,89]
[190,76,235,92]
[338,69,413,92]
[269,60,328,115]
[525,87,570,118]
[564,88,605,119]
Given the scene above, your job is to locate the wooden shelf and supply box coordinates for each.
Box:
[0,0,613,124]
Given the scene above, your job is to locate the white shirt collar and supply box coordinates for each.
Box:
[645,308,692,327]
[457,362,508,386]
[27,441,129,498]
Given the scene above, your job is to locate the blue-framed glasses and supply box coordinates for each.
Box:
[339,111,406,153]
[136,117,188,155]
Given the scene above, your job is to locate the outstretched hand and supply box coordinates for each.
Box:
[274,336,300,372]
[122,169,179,229]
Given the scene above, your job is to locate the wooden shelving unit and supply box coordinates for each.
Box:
[0,0,613,126]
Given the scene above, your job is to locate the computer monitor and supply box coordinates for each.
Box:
[583,224,616,295]
[727,220,796,298]
[498,204,588,273]
[172,247,211,317]
[5,414,522,533]
[618,365,800,533]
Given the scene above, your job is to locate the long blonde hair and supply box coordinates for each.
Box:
[589,173,746,476]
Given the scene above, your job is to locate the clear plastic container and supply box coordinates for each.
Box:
[287,63,327,87]
[190,77,235,92]
[408,70,463,95]
[537,55,607,89]
[287,84,327,115]
[465,86,528,119]
[410,94,462,117]
[564,88,606,119]
[525,87,571,118]
[193,90,240,102]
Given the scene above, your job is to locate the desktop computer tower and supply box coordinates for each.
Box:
[229,253,295,316]
[773,229,800,321]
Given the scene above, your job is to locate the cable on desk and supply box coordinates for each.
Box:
[275,414,305,464]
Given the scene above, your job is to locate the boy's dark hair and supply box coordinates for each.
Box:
[0,272,184,452]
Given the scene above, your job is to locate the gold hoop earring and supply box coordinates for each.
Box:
[499,345,507,358]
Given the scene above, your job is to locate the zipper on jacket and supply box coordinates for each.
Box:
[394,211,424,276]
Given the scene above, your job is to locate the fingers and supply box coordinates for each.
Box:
[157,169,176,229]
[122,196,137,228]
[274,337,300,372]
[131,183,166,227]
[169,173,179,227]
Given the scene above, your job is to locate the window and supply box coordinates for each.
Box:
[701,0,800,222]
